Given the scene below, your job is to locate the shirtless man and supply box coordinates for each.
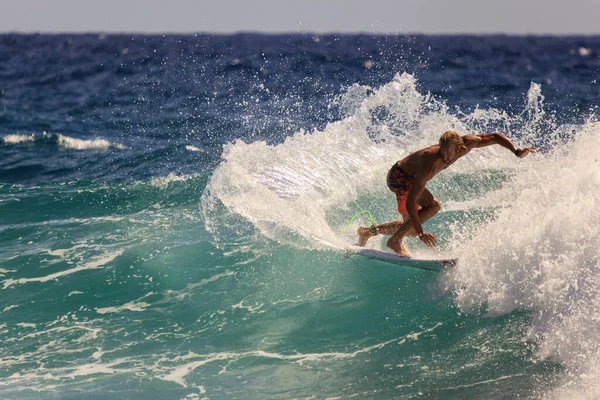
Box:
[358,131,536,255]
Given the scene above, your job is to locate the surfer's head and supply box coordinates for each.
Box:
[439,130,466,164]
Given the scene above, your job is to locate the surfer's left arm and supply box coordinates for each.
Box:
[464,133,536,158]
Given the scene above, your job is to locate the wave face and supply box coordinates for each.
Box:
[1,33,600,399]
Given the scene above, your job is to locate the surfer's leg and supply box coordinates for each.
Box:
[357,221,403,246]
[357,191,421,247]
[386,214,412,256]
[362,164,416,248]
[387,190,441,254]
[401,190,441,237]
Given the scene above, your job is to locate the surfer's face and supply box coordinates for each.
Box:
[440,143,458,164]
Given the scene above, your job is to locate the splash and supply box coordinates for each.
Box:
[447,121,600,399]
[201,71,600,397]
[201,72,545,249]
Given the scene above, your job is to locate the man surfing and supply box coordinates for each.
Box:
[357,131,535,256]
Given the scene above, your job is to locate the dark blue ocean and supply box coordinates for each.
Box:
[1,33,599,399]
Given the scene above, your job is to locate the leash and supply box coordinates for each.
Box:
[340,209,377,235]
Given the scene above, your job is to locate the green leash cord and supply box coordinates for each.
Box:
[340,209,377,235]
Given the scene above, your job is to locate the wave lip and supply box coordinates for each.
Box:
[1,132,128,150]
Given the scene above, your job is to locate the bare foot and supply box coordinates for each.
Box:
[357,226,376,246]
[397,242,411,257]
[387,236,411,257]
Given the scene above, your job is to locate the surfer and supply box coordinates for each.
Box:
[357,131,535,255]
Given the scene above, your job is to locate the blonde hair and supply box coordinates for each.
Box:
[439,130,466,149]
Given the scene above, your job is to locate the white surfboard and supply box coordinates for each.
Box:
[345,245,457,271]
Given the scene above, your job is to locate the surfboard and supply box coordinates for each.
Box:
[345,245,457,271]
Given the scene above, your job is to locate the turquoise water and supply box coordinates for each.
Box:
[0,171,562,399]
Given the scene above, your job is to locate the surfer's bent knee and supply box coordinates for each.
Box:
[421,198,441,212]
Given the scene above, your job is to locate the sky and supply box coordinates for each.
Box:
[1,0,599,35]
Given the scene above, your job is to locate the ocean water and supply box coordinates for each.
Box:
[1,33,599,399]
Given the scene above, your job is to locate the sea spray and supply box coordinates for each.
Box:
[446,121,600,399]
[202,73,547,250]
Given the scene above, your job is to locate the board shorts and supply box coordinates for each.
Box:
[386,163,421,214]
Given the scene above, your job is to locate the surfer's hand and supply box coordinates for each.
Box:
[418,232,438,248]
[515,147,536,158]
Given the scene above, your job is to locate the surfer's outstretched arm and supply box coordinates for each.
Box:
[464,133,536,157]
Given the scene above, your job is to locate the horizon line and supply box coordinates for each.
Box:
[2,30,600,37]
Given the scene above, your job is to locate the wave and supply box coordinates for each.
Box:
[447,121,600,400]
[1,132,127,150]
[202,71,600,398]
[201,72,545,249]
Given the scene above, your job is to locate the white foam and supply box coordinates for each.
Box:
[446,122,600,399]
[185,145,203,152]
[96,301,150,314]
[187,270,235,290]
[578,47,591,56]
[0,268,16,277]
[2,250,124,288]
[2,134,35,144]
[1,132,127,150]
[96,292,155,314]
[57,134,127,150]
[65,363,116,377]
[158,323,443,387]
[9,324,101,342]
[162,270,236,303]
[16,322,36,328]
[150,172,195,189]
[231,301,264,313]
